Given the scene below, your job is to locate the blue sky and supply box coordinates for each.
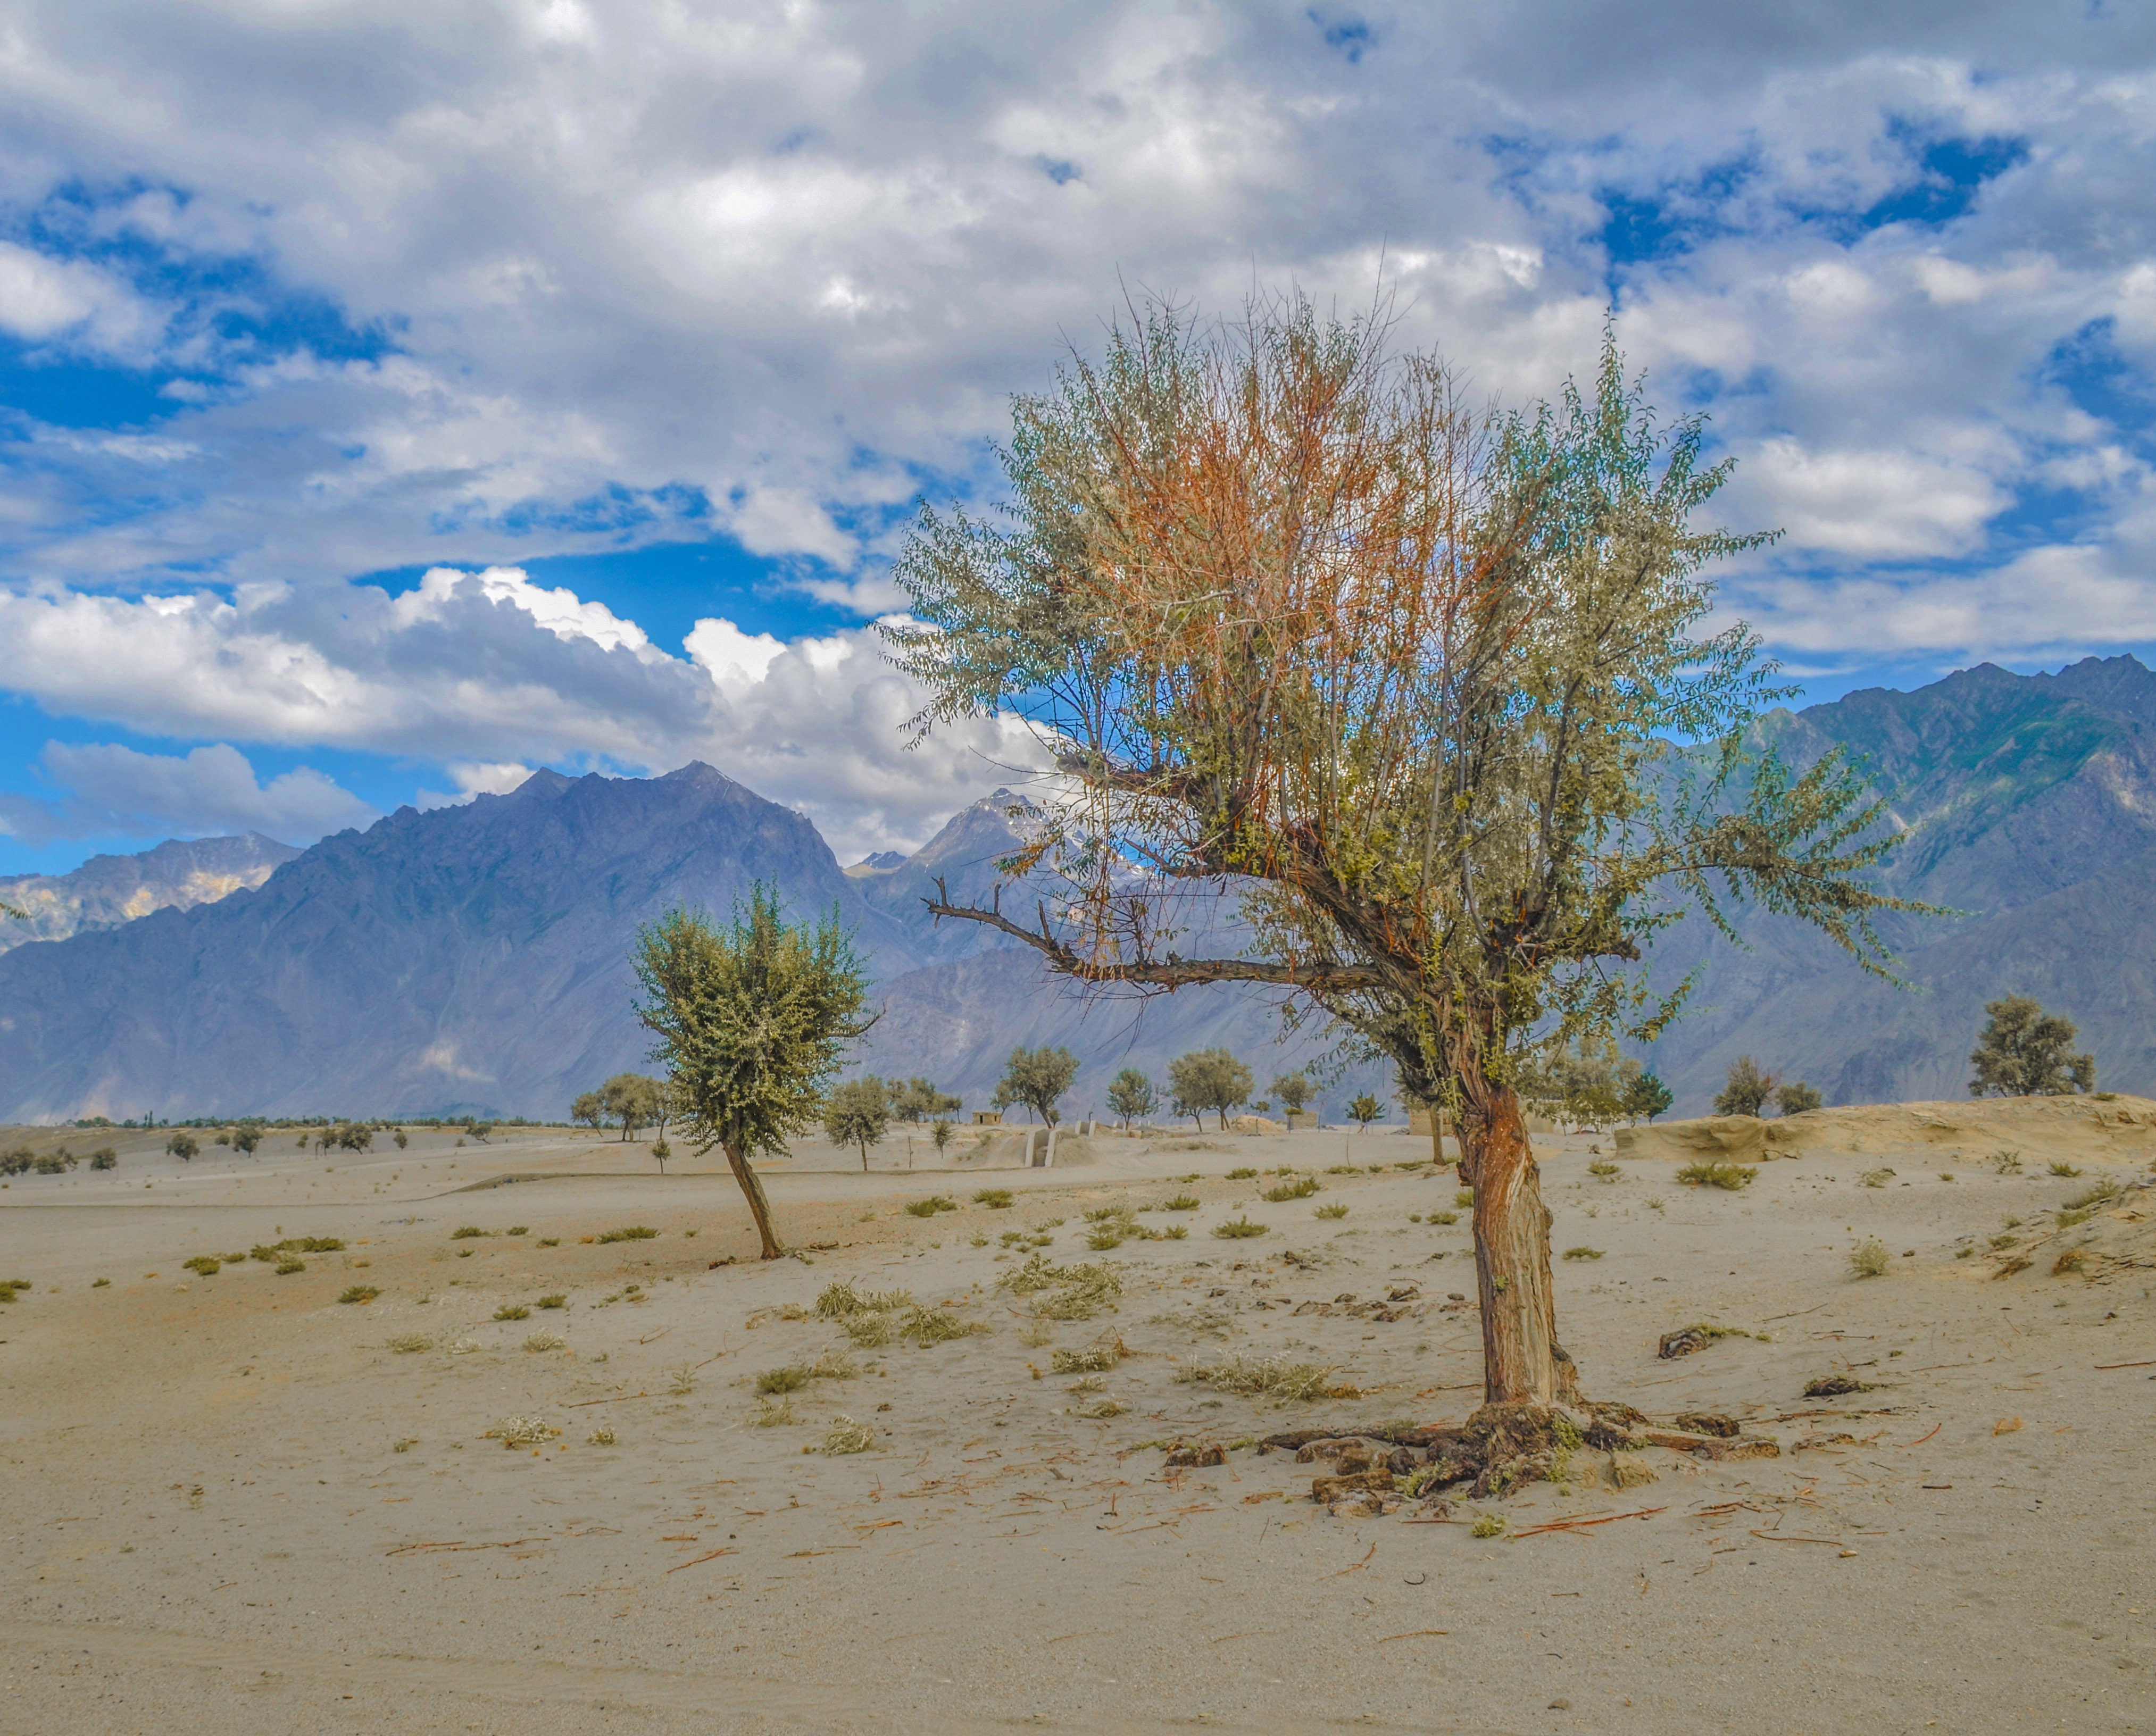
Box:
[2,1,2154,875]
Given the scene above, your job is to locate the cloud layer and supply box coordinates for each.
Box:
[0,2,2153,852]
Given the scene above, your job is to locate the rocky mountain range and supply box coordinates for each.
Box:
[0,654,2149,1122]
[0,833,297,955]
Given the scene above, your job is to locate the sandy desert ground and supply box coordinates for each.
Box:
[2,1099,2153,1734]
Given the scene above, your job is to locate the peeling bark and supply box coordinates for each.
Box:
[1458,1082,1575,1408]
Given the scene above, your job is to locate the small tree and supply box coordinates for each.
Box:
[1270,1072,1314,1120]
[1106,1067,1156,1128]
[391,1128,408,1149]
[571,1091,605,1132]
[930,1118,955,1159]
[1167,1048,1255,1131]
[1713,1057,1775,1118]
[888,1077,962,1123]
[993,1046,1080,1124]
[464,1119,494,1144]
[634,886,873,1258]
[1969,996,2095,1097]
[602,1073,667,1141]
[1621,1071,1674,1124]
[651,1137,673,1174]
[1775,1080,1823,1116]
[167,1131,198,1162]
[231,1125,261,1156]
[1347,1092,1383,1131]
[825,1078,892,1171]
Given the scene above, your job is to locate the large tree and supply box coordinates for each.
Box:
[1167,1047,1254,1131]
[888,291,1910,1422]
[633,887,873,1259]
[992,1045,1079,1124]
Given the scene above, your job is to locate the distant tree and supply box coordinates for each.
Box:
[824,1078,892,1171]
[1269,1072,1314,1119]
[1346,1092,1382,1132]
[601,1073,667,1141]
[930,1118,955,1158]
[329,1122,373,1152]
[651,1137,672,1175]
[89,1148,117,1171]
[634,886,874,1258]
[1969,996,2095,1098]
[1621,1072,1674,1124]
[993,1046,1080,1124]
[571,1091,605,1132]
[1712,1056,1776,1118]
[464,1120,494,1143]
[167,1131,199,1162]
[1775,1080,1823,1116]
[888,1077,963,1123]
[1167,1048,1254,1131]
[391,1128,408,1150]
[231,1125,261,1156]
[1106,1067,1156,1129]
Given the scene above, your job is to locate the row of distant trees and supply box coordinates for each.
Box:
[1708,996,2101,1119]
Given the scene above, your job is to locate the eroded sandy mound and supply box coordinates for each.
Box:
[1615,1094,2156,1164]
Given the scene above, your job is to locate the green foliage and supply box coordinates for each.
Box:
[888,1077,963,1123]
[600,1073,669,1140]
[1712,1056,1775,1117]
[1516,1039,1635,1127]
[1211,1216,1269,1239]
[88,1149,117,1171]
[231,1125,261,1156]
[972,1188,1014,1208]
[993,1046,1080,1125]
[1106,1067,1156,1127]
[1226,1166,1258,1180]
[634,884,873,1165]
[1849,1237,1891,1278]
[339,1286,380,1305]
[1269,1072,1313,1115]
[903,1196,958,1217]
[1776,1080,1824,1116]
[451,1225,487,1239]
[182,1255,221,1276]
[825,1077,893,1168]
[1969,996,2096,1097]
[1346,1094,1381,1130]
[1314,1203,1349,1218]
[1167,1048,1254,1130]
[1262,1174,1320,1201]
[1620,1071,1673,1123]
[596,1225,659,1243]
[571,1091,605,1131]
[165,1131,199,1162]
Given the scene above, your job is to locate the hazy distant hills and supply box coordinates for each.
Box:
[1637,655,2156,1111]
[0,655,2150,1122]
[0,833,298,955]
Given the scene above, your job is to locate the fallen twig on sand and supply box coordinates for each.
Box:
[2095,1359,2156,1371]
[1378,1630,1450,1642]
[1509,1506,1666,1541]
[1904,1423,1943,1447]
[663,1547,738,1574]
[386,1537,546,1556]
[568,1390,650,1407]
[1749,1529,1844,1547]
[1319,1542,1379,1579]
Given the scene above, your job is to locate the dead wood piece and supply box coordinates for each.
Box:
[1658,1327,1710,1359]
[1261,1423,1459,1455]
[1164,1440,1227,1468]
[1311,1468,1396,1503]
[1672,1412,1741,1438]
[1792,1433,1860,1450]
[1295,1437,1379,1464]
[1802,1375,1870,1398]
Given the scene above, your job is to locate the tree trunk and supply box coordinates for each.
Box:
[1456,1082,1576,1408]
[859,1140,869,1174]
[722,1140,783,1259]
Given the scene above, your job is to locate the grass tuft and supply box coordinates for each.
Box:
[488,1414,555,1448]
[1677,1161,1758,1190]
[1587,1162,1620,1180]
[587,1426,617,1446]
[494,1304,531,1321]
[1226,1166,1258,1180]
[903,1197,958,1217]
[523,1331,568,1353]
[1163,1194,1202,1212]
[535,1293,568,1310]
[1262,1175,1320,1202]
[1211,1216,1269,1239]
[1562,1247,1604,1261]
[896,1306,989,1347]
[824,1415,876,1455]
[596,1225,659,1243]
[451,1225,487,1239]
[2047,1162,2081,1178]
[1849,1236,1891,1279]
[1454,1190,1474,1208]
[1314,1203,1350,1219]
[1050,1333,1129,1374]
[338,1284,380,1305]
[972,1189,1014,1208]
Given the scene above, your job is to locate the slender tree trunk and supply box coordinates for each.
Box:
[1456,1081,1576,1408]
[722,1139,783,1259]
[859,1139,869,1174]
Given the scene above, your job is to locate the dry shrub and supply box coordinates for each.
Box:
[386,1333,432,1354]
[1226,1166,1258,1180]
[817,1281,912,1317]
[1849,1236,1891,1278]
[757,1364,811,1395]
[587,1426,617,1446]
[1677,1161,1757,1190]
[1163,1194,1202,1211]
[973,1189,1014,1208]
[446,1338,484,1355]
[2063,1177,2120,1211]
[998,1253,1123,1320]
[752,1396,798,1428]
[523,1331,568,1353]
[1262,1175,1320,1202]
[338,1285,380,1305]
[1072,1397,1128,1419]
[897,1307,988,1347]
[1314,1203,1349,1220]
[823,1415,876,1455]
[1051,1333,1129,1374]
[840,1312,894,1348]
[535,1294,568,1309]
[1562,1247,1604,1261]
[1588,1161,1620,1180]
[487,1414,557,1448]
[2052,1249,2088,1275]
[1211,1216,1268,1239]
[494,1304,530,1321]
[1176,1353,1331,1401]
[596,1225,659,1243]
